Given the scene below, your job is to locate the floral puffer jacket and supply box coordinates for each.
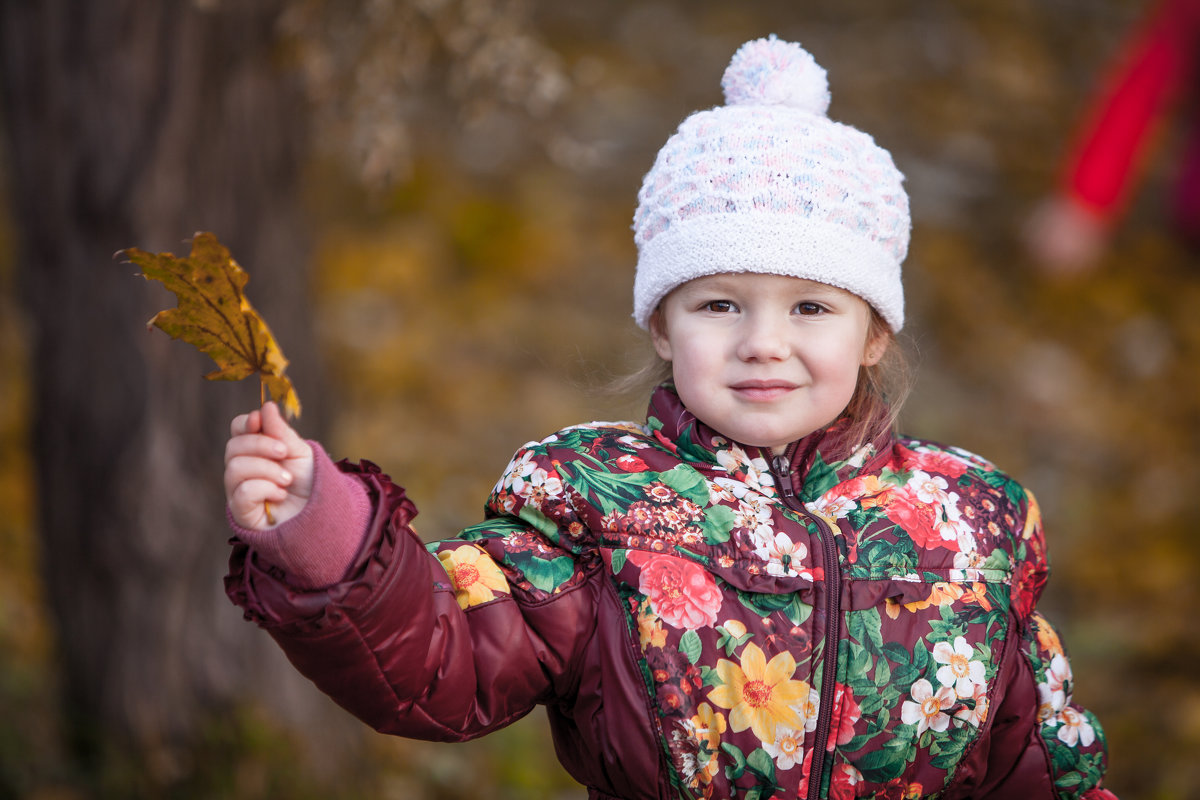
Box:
[227,385,1116,800]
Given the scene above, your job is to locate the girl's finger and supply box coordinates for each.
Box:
[229,408,262,437]
[224,433,289,465]
[224,455,294,498]
[228,479,290,521]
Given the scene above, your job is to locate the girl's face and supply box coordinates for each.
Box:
[651,273,886,454]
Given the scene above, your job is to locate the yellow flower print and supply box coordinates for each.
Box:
[689,703,727,785]
[438,545,509,609]
[1022,492,1042,541]
[885,596,903,620]
[904,581,964,613]
[637,601,668,649]
[708,642,809,744]
[1036,616,1064,658]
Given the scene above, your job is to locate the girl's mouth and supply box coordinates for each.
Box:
[730,380,798,401]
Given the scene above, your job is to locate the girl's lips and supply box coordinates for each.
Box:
[731,380,798,401]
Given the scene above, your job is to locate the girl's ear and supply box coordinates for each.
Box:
[862,331,889,367]
[649,309,673,361]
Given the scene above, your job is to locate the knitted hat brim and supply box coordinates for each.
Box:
[632,215,905,332]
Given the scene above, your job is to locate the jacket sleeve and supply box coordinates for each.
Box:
[964,490,1117,799]
[225,442,602,742]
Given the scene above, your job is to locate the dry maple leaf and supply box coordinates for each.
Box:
[124,231,302,419]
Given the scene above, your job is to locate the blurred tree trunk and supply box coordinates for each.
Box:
[0,0,345,782]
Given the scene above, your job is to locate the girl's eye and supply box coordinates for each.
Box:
[795,302,825,316]
[703,300,735,313]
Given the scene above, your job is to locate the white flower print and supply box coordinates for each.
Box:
[955,682,990,727]
[1042,652,1072,714]
[499,450,537,493]
[506,452,563,502]
[1055,707,1096,748]
[801,687,819,733]
[763,727,805,771]
[734,496,774,537]
[715,446,776,495]
[1038,683,1059,725]
[805,493,856,526]
[909,470,951,505]
[933,636,987,697]
[935,513,972,546]
[950,548,987,582]
[846,442,875,468]
[901,679,956,735]
[708,481,738,505]
[753,532,809,578]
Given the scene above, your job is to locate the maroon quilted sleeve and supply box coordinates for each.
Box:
[225,457,601,741]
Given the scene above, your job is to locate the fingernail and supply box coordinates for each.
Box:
[280,470,292,483]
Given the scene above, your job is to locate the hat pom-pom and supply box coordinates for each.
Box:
[721,35,830,115]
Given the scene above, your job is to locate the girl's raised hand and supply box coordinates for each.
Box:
[224,401,314,529]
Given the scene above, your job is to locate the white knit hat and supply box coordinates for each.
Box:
[632,35,910,332]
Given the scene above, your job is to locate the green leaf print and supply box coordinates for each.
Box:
[873,655,892,685]
[716,623,752,657]
[657,465,710,505]
[518,504,562,541]
[459,516,525,542]
[912,639,931,672]
[848,642,873,679]
[973,468,1027,507]
[983,548,1012,572]
[702,504,736,544]
[745,747,777,784]
[558,462,656,515]
[799,453,838,502]
[721,741,748,780]
[856,537,918,572]
[1056,772,1084,789]
[928,604,968,641]
[857,691,886,718]
[929,724,972,768]
[734,589,813,625]
[680,630,703,664]
[523,554,576,593]
[610,548,627,574]
[878,465,911,486]
[848,607,885,652]
[855,744,908,782]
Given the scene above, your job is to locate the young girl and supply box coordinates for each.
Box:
[224,37,1117,800]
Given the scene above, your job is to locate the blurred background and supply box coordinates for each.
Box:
[0,0,1196,798]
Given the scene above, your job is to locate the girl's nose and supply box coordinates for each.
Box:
[736,314,790,362]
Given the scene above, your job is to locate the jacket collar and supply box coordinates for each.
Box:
[645,382,894,500]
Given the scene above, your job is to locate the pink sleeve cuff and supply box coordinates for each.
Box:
[227,441,372,588]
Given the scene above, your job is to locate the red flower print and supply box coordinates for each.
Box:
[1014,560,1044,616]
[828,762,864,800]
[831,684,862,747]
[887,491,957,552]
[632,553,722,630]
[616,454,650,472]
[898,444,969,479]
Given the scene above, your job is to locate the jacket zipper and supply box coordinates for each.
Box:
[770,450,840,800]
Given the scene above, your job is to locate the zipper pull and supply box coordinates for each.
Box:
[771,454,796,499]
